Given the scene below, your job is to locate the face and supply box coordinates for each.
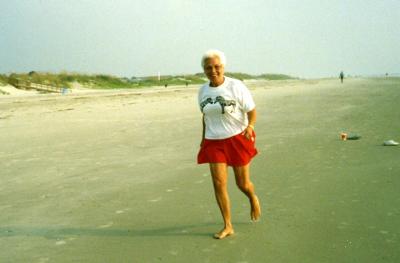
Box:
[203,56,225,87]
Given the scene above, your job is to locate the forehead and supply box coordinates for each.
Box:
[204,56,223,66]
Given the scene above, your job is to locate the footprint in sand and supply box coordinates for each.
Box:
[202,248,212,253]
[98,222,114,229]
[55,240,66,246]
[283,194,293,199]
[148,197,162,202]
[115,208,130,214]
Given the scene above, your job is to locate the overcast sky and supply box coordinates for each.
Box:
[1,0,399,78]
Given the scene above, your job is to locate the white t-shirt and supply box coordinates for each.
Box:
[198,77,256,139]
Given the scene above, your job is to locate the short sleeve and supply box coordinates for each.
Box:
[240,83,256,112]
[198,85,206,112]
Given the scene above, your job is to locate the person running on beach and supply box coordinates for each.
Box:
[197,49,261,239]
[340,71,344,83]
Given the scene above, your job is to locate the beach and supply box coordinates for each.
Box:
[0,78,399,262]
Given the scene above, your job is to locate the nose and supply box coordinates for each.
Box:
[211,66,220,74]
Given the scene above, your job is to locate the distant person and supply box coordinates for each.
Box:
[340,71,344,83]
[197,49,261,239]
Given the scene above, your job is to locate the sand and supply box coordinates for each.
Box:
[0,78,399,262]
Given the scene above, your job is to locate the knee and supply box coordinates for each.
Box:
[236,181,252,193]
[212,177,227,190]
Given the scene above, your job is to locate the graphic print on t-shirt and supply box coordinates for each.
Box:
[200,96,237,114]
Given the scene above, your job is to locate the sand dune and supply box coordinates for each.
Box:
[0,84,40,96]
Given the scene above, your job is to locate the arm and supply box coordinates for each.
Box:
[200,114,205,147]
[243,108,257,140]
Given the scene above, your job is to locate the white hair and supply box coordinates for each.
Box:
[201,49,227,68]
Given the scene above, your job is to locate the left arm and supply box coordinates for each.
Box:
[243,108,257,140]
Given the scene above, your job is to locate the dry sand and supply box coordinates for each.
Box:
[1,78,399,262]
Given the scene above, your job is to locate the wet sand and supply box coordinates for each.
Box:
[0,78,399,262]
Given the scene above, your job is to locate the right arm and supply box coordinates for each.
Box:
[200,114,205,147]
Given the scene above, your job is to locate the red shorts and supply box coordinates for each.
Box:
[197,131,258,166]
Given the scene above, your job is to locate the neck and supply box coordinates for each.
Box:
[210,77,224,87]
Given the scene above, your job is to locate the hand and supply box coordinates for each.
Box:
[242,126,254,141]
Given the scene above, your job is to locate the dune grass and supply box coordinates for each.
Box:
[2,71,295,90]
[0,74,8,85]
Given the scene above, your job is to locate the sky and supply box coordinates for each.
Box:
[1,0,399,78]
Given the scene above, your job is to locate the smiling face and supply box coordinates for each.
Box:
[203,56,225,87]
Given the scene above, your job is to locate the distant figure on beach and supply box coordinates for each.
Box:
[197,49,261,239]
[340,71,344,83]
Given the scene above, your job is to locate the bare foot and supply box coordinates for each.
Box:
[213,227,234,239]
[250,196,261,221]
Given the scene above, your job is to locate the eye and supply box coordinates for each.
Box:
[205,64,223,71]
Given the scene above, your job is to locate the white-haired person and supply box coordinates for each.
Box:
[197,49,261,239]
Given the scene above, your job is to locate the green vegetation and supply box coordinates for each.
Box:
[226,72,295,81]
[0,74,8,85]
[255,73,296,80]
[1,71,295,89]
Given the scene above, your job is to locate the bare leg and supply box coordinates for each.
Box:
[209,163,234,239]
[233,164,261,221]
